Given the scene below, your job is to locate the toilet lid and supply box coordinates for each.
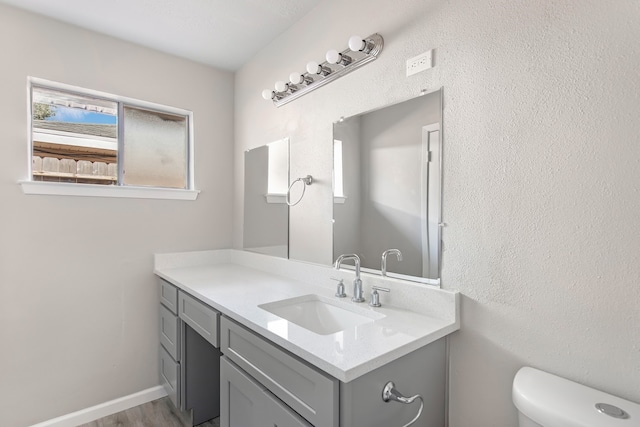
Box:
[512,367,640,427]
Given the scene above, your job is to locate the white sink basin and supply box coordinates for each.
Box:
[259,294,385,335]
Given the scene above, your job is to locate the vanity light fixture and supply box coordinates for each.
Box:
[326,49,352,66]
[348,35,374,53]
[274,81,290,93]
[289,72,312,86]
[306,61,331,76]
[261,33,384,107]
[261,89,275,100]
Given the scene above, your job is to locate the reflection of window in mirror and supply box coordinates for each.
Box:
[267,139,288,196]
[333,139,346,203]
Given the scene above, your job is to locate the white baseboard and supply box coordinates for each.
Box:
[28,385,168,427]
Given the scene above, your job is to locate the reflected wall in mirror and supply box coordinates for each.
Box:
[243,137,289,258]
[333,89,442,284]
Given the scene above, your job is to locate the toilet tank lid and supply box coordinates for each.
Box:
[512,367,640,427]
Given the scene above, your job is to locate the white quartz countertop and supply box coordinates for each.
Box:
[154,250,459,383]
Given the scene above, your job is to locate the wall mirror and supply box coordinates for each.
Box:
[243,137,289,258]
[333,89,442,285]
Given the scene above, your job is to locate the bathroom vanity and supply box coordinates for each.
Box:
[155,249,459,427]
[159,279,221,425]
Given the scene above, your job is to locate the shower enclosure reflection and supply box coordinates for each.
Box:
[333,90,442,284]
[243,137,289,258]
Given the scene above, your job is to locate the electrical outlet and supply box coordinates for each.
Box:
[406,50,433,76]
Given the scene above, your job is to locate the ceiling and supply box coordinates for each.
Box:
[0,0,322,70]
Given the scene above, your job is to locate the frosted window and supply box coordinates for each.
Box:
[123,107,187,189]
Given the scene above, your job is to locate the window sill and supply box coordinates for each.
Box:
[19,180,200,200]
[334,196,347,204]
[265,193,286,204]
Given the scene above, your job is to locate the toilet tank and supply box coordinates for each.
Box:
[512,367,640,427]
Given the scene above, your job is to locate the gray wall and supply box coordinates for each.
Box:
[234,0,640,425]
[0,5,234,427]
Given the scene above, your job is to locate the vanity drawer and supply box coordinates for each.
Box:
[220,317,338,427]
[178,291,219,348]
[160,346,180,409]
[159,278,178,314]
[160,304,180,361]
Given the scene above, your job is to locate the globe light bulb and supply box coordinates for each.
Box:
[326,49,341,64]
[275,81,288,92]
[306,61,320,74]
[261,89,273,100]
[348,35,365,52]
[289,72,304,84]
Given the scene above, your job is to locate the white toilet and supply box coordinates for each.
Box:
[513,367,640,426]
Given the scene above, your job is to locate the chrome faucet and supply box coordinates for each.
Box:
[334,254,365,303]
[381,249,403,276]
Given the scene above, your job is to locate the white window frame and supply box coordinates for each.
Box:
[19,77,199,200]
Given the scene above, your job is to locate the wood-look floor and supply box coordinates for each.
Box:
[77,397,220,427]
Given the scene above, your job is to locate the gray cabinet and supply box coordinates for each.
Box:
[219,315,447,427]
[220,317,338,427]
[221,357,312,427]
[160,279,179,314]
[339,338,447,427]
[158,278,221,426]
[159,345,180,408]
[178,291,219,347]
[159,279,182,409]
[160,304,180,360]
[265,389,314,427]
[158,278,448,427]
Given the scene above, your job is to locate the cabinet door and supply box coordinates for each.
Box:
[221,357,312,427]
[220,317,338,426]
[220,357,266,427]
[264,390,313,427]
[160,346,180,409]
